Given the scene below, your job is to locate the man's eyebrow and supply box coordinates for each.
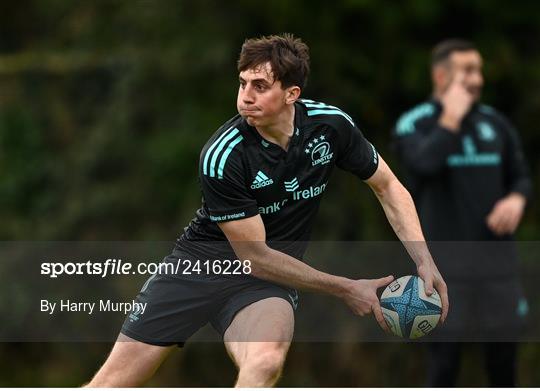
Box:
[253,78,272,85]
[238,76,273,85]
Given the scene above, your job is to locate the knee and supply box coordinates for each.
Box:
[85,362,149,388]
[85,377,111,388]
[85,371,133,388]
[242,346,287,381]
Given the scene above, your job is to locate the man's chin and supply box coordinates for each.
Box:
[244,116,259,127]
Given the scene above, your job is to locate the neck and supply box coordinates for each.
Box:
[256,104,295,151]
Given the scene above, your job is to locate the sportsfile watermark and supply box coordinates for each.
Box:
[41,258,252,278]
[0,241,539,342]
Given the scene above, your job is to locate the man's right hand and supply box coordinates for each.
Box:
[439,72,474,132]
[340,275,394,333]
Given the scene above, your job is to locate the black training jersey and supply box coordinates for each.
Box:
[392,99,532,241]
[179,99,378,258]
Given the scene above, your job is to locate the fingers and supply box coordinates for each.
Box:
[440,291,449,323]
[507,214,520,234]
[423,274,434,296]
[435,280,449,323]
[374,275,394,289]
[486,200,523,236]
[486,205,507,235]
[451,70,465,87]
[488,213,509,235]
[486,209,496,229]
[502,207,522,234]
[417,266,434,296]
[498,214,512,234]
[372,302,390,333]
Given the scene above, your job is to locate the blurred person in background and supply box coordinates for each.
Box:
[392,39,532,386]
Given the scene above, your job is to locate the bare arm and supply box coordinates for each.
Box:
[365,156,449,322]
[220,215,349,295]
[218,215,393,330]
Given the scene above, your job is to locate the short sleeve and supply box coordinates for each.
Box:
[199,141,259,223]
[335,119,379,180]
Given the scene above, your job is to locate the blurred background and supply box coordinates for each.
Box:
[1,0,539,386]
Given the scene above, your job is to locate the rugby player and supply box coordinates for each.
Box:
[86,34,448,387]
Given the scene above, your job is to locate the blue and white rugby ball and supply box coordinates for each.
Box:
[380,275,441,339]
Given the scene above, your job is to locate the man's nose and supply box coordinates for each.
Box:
[241,84,255,104]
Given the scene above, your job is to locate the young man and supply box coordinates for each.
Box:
[86,34,448,387]
[392,39,531,386]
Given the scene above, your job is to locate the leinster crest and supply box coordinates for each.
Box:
[305,135,333,166]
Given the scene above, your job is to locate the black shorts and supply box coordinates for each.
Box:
[121,250,298,347]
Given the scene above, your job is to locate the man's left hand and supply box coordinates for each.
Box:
[417,261,449,324]
[486,193,526,236]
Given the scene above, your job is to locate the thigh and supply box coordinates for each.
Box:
[223,297,294,367]
[122,256,221,345]
[87,333,174,387]
[210,277,298,338]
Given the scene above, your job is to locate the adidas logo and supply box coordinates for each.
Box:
[284,177,299,192]
[251,171,274,189]
[288,290,299,310]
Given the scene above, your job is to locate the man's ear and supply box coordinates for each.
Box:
[285,86,301,104]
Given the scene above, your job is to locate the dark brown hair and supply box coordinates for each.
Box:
[431,39,477,67]
[238,33,310,90]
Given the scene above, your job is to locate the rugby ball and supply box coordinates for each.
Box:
[380,275,441,339]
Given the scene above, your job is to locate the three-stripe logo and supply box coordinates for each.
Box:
[302,99,355,126]
[284,177,299,192]
[288,290,299,310]
[251,171,274,189]
[202,126,244,179]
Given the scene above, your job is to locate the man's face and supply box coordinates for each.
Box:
[237,62,290,127]
[442,50,484,101]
